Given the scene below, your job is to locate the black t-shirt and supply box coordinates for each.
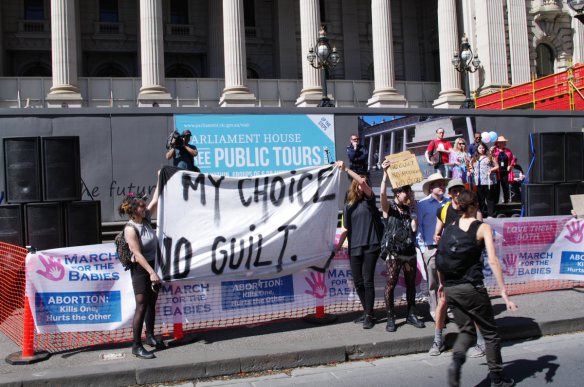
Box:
[498,151,509,170]
[344,194,382,255]
[436,203,461,227]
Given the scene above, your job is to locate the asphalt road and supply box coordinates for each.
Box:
[164,331,584,387]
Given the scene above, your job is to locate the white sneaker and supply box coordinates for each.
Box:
[428,341,444,356]
[467,344,485,358]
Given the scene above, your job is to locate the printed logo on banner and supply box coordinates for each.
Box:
[560,251,584,275]
[565,220,584,244]
[502,254,518,276]
[221,275,294,310]
[304,272,327,299]
[36,255,65,281]
[34,291,122,325]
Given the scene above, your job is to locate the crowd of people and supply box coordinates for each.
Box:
[339,132,518,386]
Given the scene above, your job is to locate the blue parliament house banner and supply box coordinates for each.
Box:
[174,114,336,176]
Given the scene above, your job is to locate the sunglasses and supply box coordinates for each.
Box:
[351,138,359,141]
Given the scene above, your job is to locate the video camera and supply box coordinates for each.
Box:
[166,130,184,149]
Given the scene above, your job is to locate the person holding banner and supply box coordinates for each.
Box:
[336,160,383,329]
[118,187,164,359]
[437,190,517,387]
[379,160,425,332]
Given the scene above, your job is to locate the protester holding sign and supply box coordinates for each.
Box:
[437,190,517,387]
[379,159,425,333]
[118,181,164,360]
[336,160,383,329]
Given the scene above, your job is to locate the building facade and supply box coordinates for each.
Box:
[0,0,582,108]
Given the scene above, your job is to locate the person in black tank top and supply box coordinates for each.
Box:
[438,190,518,387]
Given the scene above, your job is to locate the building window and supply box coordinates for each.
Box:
[100,0,119,23]
[170,0,188,25]
[94,63,128,77]
[247,67,259,79]
[24,0,44,20]
[166,64,195,78]
[20,62,51,77]
[244,0,256,27]
[536,43,554,77]
[319,0,326,23]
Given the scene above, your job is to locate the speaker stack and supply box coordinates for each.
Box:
[526,132,584,216]
[2,136,101,250]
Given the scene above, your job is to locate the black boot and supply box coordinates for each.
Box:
[385,310,396,332]
[406,306,425,328]
[353,313,365,324]
[362,314,375,329]
[146,333,166,349]
[132,343,155,359]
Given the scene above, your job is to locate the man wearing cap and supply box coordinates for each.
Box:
[491,136,516,204]
[425,128,452,178]
[416,172,450,324]
[427,179,485,357]
[165,130,199,172]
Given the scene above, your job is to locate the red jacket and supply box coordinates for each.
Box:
[491,147,516,180]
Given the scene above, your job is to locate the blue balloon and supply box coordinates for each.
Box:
[489,131,498,143]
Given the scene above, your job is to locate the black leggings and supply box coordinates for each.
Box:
[349,249,379,316]
[133,287,159,344]
[384,255,417,310]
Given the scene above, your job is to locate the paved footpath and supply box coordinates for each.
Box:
[1,289,583,387]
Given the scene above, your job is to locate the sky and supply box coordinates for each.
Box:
[360,115,404,126]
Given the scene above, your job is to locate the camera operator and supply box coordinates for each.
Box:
[165,130,199,172]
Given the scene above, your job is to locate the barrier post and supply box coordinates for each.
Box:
[5,295,50,365]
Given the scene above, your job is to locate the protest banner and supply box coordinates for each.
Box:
[570,194,584,218]
[156,165,341,282]
[384,151,424,188]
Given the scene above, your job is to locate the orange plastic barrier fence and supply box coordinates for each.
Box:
[0,242,582,355]
[475,64,584,110]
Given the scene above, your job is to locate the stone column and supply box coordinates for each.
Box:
[475,0,509,94]
[295,0,322,106]
[506,0,530,85]
[390,131,395,154]
[208,0,224,78]
[368,137,375,171]
[47,0,83,108]
[402,128,407,152]
[432,0,465,108]
[377,134,384,161]
[367,0,406,107]
[137,0,171,107]
[572,9,584,64]
[219,0,256,106]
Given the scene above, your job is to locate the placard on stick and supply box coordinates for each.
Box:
[570,194,584,218]
[384,151,423,188]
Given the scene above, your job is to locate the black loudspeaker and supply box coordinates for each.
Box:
[555,183,579,215]
[42,136,81,202]
[529,133,565,183]
[3,137,42,203]
[565,132,584,182]
[523,184,555,216]
[0,205,24,246]
[65,201,102,247]
[25,202,65,250]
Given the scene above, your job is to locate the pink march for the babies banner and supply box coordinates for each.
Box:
[25,213,583,333]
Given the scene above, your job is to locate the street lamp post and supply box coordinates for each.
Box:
[568,0,584,23]
[452,34,481,109]
[307,25,341,107]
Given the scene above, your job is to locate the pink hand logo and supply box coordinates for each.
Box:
[503,255,517,276]
[36,255,65,281]
[565,220,584,244]
[304,272,327,299]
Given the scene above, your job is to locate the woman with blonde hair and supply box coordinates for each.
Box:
[118,180,164,359]
[336,161,383,329]
[448,138,471,184]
